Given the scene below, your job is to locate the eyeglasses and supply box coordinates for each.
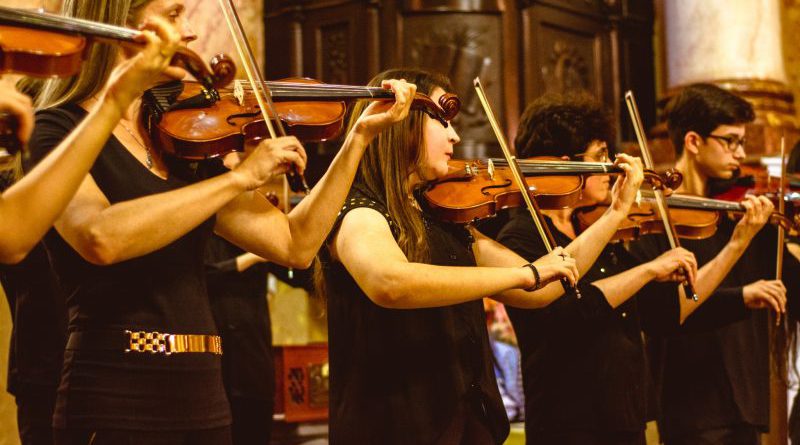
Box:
[574,148,611,163]
[706,134,746,153]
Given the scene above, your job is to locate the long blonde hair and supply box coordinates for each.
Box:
[314,68,453,298]
[18,0,152,109]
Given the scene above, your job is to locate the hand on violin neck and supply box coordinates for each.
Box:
[351,79,417,141]
[231,136,308,191]
[102,16,183,113]
[608,153,645,216]
[731,195,774,246]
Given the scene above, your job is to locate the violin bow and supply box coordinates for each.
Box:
[216,0,310,197]
[775,136,787,324]
[473,77,579,296]
[625,91,698,300]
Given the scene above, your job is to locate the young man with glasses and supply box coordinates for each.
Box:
[632,83,800,445]
[493,92,778,445]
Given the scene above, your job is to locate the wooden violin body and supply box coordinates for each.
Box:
[0,6,235,88]
[155,79,347,159]
[0,25,86,77]
[576,202,720,242]
[154,79,461,160]
[0,6,235,157]
[424,159,584,223]
[422,158,683,224]
[576,191,800,242]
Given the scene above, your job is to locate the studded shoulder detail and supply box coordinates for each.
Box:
[337,191,398,237]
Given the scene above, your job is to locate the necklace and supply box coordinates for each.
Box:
[119,120,153,170]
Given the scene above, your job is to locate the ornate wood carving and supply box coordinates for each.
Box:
[263,0,655,166]
[403,17,504,158]
[319,23,349,84]
[543,40,591,94]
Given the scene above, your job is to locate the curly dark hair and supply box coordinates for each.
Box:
[665,83,755,157]
[514,92,615,160]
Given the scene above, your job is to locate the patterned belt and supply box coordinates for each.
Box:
[66,330,223,356]
[125,330,223,355]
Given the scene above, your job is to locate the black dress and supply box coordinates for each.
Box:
[1,241,67,445]
[204,235,273,444]
[630,216,800,443]
[321,185,509,445]
[26,104,230,433]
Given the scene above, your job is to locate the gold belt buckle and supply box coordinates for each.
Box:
[124,330,222,355]
[125,330,169,354]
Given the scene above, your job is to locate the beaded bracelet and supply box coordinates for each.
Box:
[523,262,541,292]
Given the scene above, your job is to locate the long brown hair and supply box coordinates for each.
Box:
[355,68,452,262]
[314,68,453,298]
[17,0,153,109]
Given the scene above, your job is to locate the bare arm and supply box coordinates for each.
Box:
[470,227,580,308]
[216,79,418,268]
[215,127,370,269]
[55,168,254,265]
[0,18,181,264]
[331,208,578,309]
[235,252,268,272]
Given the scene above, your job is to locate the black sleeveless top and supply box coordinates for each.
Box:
[322,185,509,445]
[27,104,230,430]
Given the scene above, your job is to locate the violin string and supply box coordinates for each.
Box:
[3,6,136,41]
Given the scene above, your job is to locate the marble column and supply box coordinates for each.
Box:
[665,0,787,88]
[658,0,797,158]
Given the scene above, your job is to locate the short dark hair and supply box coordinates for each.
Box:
[665,83,755,156]
[514,93,614,160]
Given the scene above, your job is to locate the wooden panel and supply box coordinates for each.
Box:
[301,2,374,85]
[399,11,506,158]
[520,4,612,105]
[521,0,620,18]
[262,0,655,165]
[617,18,657,143]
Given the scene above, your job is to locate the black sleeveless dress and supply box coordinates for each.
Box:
[321,184,509,445]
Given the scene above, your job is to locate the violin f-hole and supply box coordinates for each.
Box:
[480,180,513,196]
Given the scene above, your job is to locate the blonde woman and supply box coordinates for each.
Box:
[0,17,179,264]
[21,1,413,443]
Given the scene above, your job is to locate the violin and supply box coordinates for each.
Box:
[152,79,461,160]
[0,6,235,88]
[0,6,236,157]
[422,157,683,224]
[712,163,800,217]
[575,191,800,242]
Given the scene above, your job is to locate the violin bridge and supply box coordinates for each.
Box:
[234,80,245,105]
[487,159,495,180]
[635,190,642,206]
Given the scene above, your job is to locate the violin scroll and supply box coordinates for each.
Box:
[172,48,236,89]
[660,168,683,190]
[437,93,461,121]
[209,53,236,88]
[411,92,461,125]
